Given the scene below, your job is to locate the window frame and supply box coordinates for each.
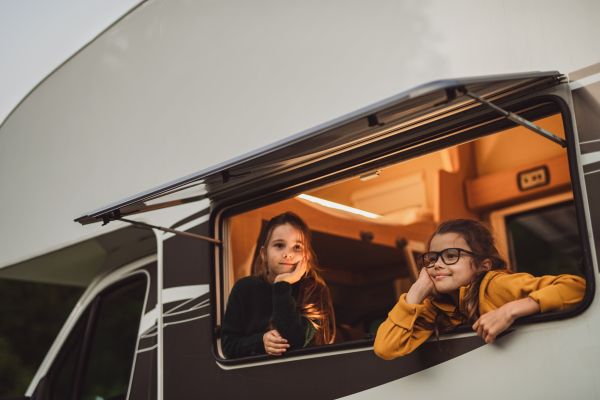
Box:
[210,91,595,367]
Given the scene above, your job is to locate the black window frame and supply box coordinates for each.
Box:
[210,93,595,366]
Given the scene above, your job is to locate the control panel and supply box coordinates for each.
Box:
[518,166,549,191]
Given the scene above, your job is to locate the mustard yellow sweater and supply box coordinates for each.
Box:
[374,270,586,360]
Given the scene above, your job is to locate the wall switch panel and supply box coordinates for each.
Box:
[518,166,549,191]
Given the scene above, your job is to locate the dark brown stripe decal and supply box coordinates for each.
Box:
[583,160,600,174]
[570,62,600,81]
[581,142,600,155]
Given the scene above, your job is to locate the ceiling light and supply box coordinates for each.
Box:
[298,194,381,219]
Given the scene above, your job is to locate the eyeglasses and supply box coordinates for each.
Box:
[421,248,476,268]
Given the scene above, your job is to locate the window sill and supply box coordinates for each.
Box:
[215,337,376,368]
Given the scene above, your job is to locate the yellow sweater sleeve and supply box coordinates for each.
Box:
[479,272,586,314]
[374,293,437,360]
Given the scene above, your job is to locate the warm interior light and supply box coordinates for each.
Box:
[298,194,381,219]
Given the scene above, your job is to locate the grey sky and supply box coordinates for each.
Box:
[0,0,139,125]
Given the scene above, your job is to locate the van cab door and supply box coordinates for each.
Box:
[30,273,148,400]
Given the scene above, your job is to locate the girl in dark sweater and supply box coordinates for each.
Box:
[221,212,336,358]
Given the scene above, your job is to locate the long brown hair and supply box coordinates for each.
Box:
[252,212,336,345]
[418,219,510,339]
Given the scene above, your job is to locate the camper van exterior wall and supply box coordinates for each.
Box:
[20,76,600,399]
[1,1,600,399]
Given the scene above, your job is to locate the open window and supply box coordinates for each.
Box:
[219,107,591,363]
[75,71,594,367]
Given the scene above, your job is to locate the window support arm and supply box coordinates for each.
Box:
[458,87,567,148]
[120,218,222,245]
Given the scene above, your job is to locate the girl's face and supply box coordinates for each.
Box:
[262,223,304,277]
[427,232,476,294]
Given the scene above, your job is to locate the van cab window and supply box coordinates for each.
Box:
[39,276,146,400]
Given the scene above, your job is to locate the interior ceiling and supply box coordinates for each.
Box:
[307,114,566,215]
[307,147,449,210]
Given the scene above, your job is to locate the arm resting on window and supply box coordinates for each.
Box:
[374,293,438,360]
[479,272,586,314]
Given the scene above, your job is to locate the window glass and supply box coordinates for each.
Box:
[40,276,146,399]
[0,279,83,396]
[44,309,90,400]
[506,201,583,278]
[80,277,146,400]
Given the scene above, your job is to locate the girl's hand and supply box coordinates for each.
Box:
[472,307,514,343]
[473,297,541,343]
[274,258,307,284]
[405,268,439,305]
[263,329,289,356]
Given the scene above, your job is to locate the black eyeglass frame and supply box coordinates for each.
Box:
[421,248,477,268]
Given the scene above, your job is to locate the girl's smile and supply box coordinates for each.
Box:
[427,233,476,294]
[261,223,304,281]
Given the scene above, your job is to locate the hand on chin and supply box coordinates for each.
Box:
[430,281,444,299]
[274,259,307,284]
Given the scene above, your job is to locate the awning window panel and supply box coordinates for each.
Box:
[76,71,563,226]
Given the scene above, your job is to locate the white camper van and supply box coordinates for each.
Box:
[1,2,600,400]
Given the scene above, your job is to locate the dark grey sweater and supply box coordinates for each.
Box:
[221,275,317,358]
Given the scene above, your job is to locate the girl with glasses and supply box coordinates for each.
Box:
[374,218,585,360]
[221,212,335,358]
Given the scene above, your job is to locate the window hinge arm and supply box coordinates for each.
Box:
[458,88,567,148]
[120,218,222,245]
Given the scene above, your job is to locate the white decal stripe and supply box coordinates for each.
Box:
[163,213,210,240]
[581,151,600,166]
[163,313,210,327]
[163,296,197,316]
[141,330,158,338]
[569,73,600,90]
[190,302,210,311]
[163,284,209,303]
[139,309,158,337]
[165,300,209,317]
[137,344,158,354]
[580,138,600,145]
[138,284,210,336]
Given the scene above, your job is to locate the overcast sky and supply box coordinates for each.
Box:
[0,0,139,126]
